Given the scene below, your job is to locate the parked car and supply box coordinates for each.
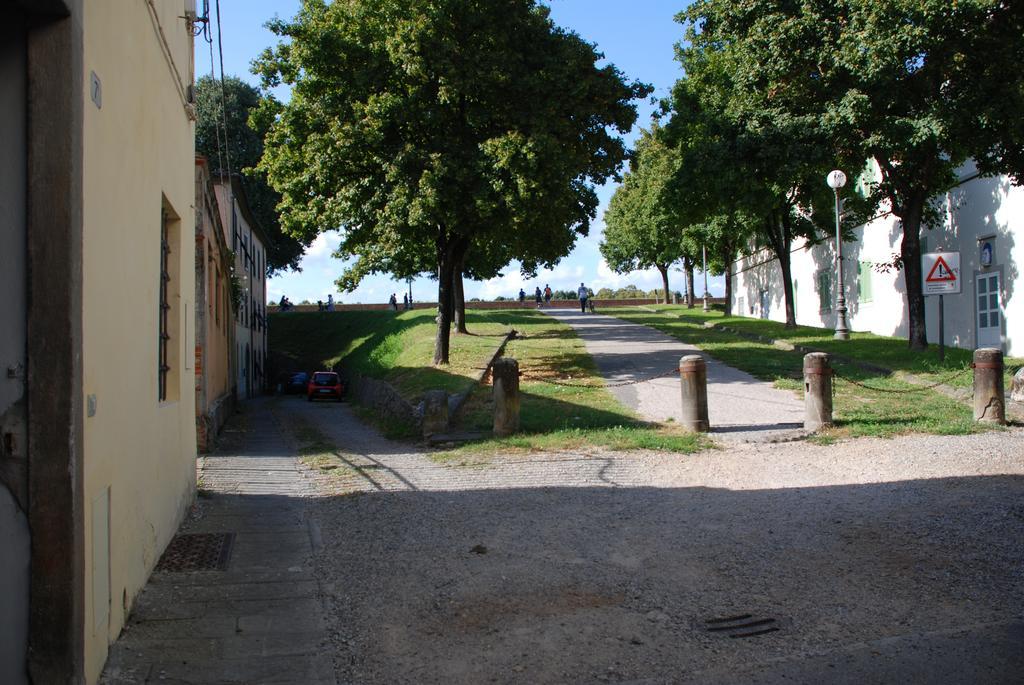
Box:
[285,371,309,394]
[307,371,344,402]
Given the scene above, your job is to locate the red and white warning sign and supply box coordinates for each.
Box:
[922,251,961,295]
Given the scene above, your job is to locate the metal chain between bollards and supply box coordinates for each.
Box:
[519,365,683,388]
[830,366,972,394]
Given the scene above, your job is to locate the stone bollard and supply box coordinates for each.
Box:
[803,353,833,431]
[679,355,709,432]
[973,348,1005,424]
[422,389,449,437]
[492,357,520,437]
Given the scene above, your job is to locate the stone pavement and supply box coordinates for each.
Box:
[546,309,805,441]
[100,399,336,685]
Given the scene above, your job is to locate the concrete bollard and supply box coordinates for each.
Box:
[803,353,833,431]
[492,357,520,436]
[422,389,449,437]
[679,355,709,432]
[973,348,1006,424]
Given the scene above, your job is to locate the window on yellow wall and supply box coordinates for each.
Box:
[214,268,221,326]
[158,200,181,402]
[857,261,873,303]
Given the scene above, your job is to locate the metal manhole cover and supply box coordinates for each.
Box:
[701,613,782,638]
[155,533,234,572]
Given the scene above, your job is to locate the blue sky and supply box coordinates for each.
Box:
[195,0,724,304]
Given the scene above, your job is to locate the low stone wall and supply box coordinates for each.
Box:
[269,298,726,314]
[197,392,234,453]
[346,370,420,430]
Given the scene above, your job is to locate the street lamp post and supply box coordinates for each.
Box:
[701,244,710,311]
[827,169,850,340]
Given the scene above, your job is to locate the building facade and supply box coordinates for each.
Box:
[195,157,235,451]
[730,165,1023,357]
[1,1,198,682]
[214,176,270,399]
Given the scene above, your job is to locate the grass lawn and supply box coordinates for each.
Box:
[606,306,1002,440]
[269,309,519,401]
[270,308,709,454]
[644,305,1023,391]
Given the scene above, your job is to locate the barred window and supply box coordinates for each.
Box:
[159,209,171,401]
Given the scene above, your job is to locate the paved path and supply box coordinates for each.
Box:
[546,309,805,441]
[101,399,335,685]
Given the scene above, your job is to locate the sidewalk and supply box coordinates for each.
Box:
[546,309,805,441]
[101,399,335,684]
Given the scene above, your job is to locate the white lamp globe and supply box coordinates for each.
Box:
[826,170,847,190]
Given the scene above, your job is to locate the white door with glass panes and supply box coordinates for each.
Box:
[976,272,1002,349]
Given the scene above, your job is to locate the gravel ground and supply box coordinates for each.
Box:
[277,397,1024,684]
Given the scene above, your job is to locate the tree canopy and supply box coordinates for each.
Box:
[254,0,649,363]
[678,0,1024,347]
[194,75,308,274]
[601,125,698,301]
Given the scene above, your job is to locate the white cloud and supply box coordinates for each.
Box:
[591,258,662,291]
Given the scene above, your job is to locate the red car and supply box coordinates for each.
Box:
[307,371,344,401]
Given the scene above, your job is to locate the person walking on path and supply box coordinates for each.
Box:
[326,294,334,311]
[544,285,553,306]
[389,293,398,311]
[518,288,526,303]
[403,293,409,310]
[535,286,543,307]
[577,282,590,313]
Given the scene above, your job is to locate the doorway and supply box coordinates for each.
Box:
[976,272,1002,349]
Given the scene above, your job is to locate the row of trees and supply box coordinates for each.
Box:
[602,0,1024,348]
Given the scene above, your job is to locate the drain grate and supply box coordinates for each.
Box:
[155,533,234,572]
[702,613,781,638]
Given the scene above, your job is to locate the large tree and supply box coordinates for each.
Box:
[254,0,648,364]
[681,0,1024,348]
[601,126,693,302]
[194,75,308,274]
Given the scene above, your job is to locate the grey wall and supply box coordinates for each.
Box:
[0,10,31,685]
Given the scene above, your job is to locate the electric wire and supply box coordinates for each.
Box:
[214,0,234,183]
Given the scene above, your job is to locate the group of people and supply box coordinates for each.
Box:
[281,285,595,315]
[517,283,594,313]
[388,293,413,311]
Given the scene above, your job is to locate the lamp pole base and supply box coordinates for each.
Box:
[834,301,850,340]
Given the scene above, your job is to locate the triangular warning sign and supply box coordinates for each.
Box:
[926,256,957,282]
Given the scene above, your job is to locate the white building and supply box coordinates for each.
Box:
[730,164,1023,356]
[213,176,270,399]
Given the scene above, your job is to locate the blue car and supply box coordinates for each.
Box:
[286,371,309,394]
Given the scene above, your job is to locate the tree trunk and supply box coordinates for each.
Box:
[453,254,468,334]
[657,264,670,304]
[721,244,733,316]
[433,234,457,365]
[898,200,928,350]
[684,257,696,308]
[779,213,797,327]
[778,247,796,327]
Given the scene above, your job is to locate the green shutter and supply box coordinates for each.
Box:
[817,271,832,313]
[858,261,873,303]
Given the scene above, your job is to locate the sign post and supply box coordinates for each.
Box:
[922,251,961,361]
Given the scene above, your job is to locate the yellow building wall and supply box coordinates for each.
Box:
[81,2,197,681]
[196,162,234,437]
